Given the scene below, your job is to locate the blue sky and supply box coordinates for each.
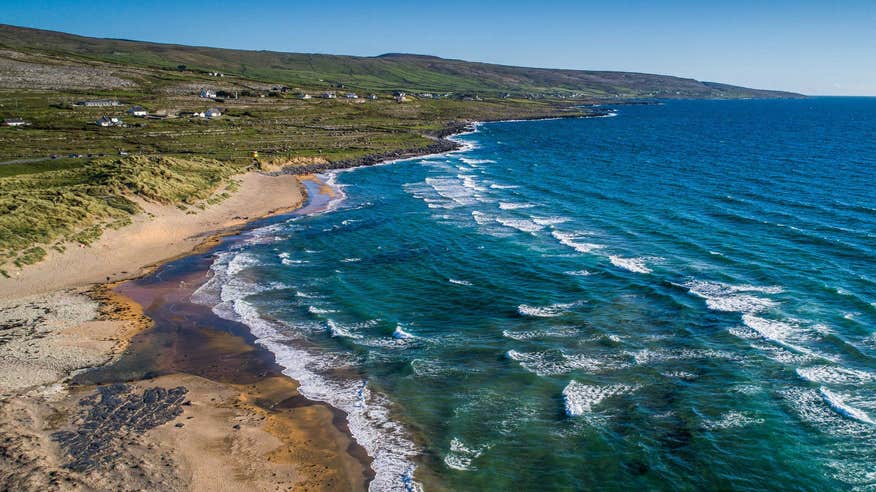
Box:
[3,0,875,95]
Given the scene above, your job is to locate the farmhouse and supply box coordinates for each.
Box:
[200,88,217,98]
[367,94,378,100]
[127,105,148,117]
[300,93,312,99]
[77,99,121,107]
[2,118,28,127]
[322,91,336,99]
[205,108,222,118]
[345,93,359,99]
[96,116,124,127]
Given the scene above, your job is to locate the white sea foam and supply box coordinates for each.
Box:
[629,348,734,365]
[281,258,308,265]
[226,252,260,275]
[551,231,603,253]
[471,210,493,225]
[797,366,874,385]
[340,257,362,263]
[458,174,487,192]
[490,183,519,189]
[562,381,638,417]
[684,280,782,314]
[702,411,764,430]
[532,216,569,226]
[449,278,473,286]
[459,157,495,165]
[820,387,875,425]
[661,371,698,380]
[444,438,490,471]
[608,256,652,274]
[308,306,337,315]
[517,301,580,318]
[739,314,821,360]
[565,269,594,276]
[327,319,363,339]
[498,201,536,210]
[501,326,580,341]
[425,177,479,207]
[505,349,617,376]
[194,250,423,491]
[392,325,415,339]
[781,387,872,436]
[496,217,543,233]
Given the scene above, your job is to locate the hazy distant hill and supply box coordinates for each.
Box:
[0,24,801,99]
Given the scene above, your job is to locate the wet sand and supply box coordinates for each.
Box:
[0,174,371,491]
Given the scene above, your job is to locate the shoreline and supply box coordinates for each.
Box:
[0,116,553,490]
[0,171,306,299]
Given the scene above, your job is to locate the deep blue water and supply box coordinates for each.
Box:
[195,98,876,491]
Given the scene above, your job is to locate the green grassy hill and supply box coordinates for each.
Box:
[0,24,801,98]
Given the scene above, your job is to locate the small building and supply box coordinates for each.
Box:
[367,94,378,100]
[77,99,121,107]
[300,93,312,100]
[321,91,336,99]
[344,93,359,99]
[127,105,148,117]
[2,118,28,127]
[419,93,434,99]
[205,108,222,119]
[200,88,217,99]
[96,115,123,127]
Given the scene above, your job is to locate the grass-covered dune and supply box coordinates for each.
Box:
[0,156,243,273]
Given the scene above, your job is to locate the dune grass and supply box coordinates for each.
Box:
[0,156,244,272]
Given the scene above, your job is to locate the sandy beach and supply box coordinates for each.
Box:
[0,172,305,299]
[0,171,370,490]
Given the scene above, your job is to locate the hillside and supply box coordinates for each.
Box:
[0,24,801,99]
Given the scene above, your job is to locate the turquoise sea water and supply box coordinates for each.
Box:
[194,98,876,491]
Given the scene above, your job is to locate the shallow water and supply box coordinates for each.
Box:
[195,98,876,491]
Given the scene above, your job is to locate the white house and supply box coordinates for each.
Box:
[78,99,121,107]
[300,93,312,100]
[345,93,359,99]
[205,108,222,119]
[322,91,336,99]
[96,116,123,127]
[127,106,148,117]
[200,88,217,99]
[2,118,27,127]
[367,94,378,100]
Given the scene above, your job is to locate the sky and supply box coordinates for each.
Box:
[3,0,875,95]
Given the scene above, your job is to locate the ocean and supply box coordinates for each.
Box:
[193,98,876,491]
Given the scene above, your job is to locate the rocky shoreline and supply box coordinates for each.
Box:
[272,112,610,176]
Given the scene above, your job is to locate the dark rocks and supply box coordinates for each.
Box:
[52,384,188,472]
[272,121,474,176]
